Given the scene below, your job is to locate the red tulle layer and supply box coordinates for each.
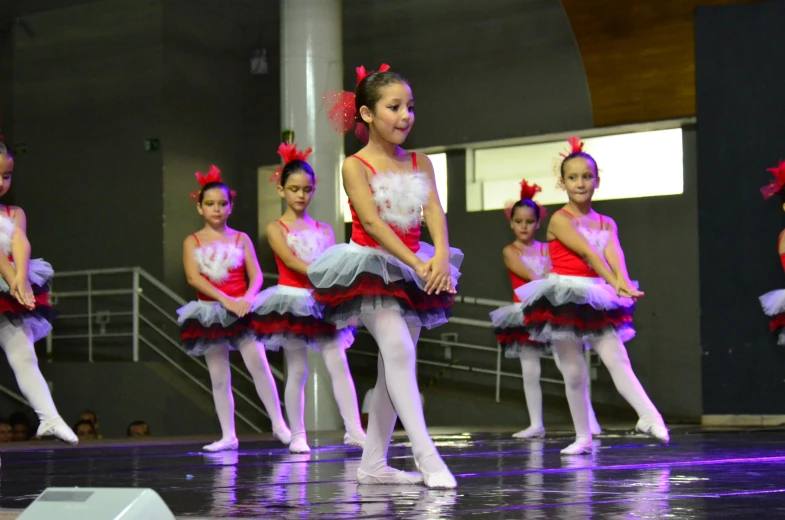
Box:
[312,273,454,312]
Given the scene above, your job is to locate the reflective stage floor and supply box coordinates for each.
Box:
[1,426,783,518]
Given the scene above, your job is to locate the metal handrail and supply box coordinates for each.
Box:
[0,383,28,408]
[46,267,277,429]
[45,266,589,406]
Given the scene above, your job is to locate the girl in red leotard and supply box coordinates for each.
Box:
[517,137,668,455]
[758,160,785,344]
[309,64,462,488]
[491,179,601,439]
[178,166,290,452]
[254,142,366,455]
[0,142,77,446]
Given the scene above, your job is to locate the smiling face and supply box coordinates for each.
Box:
[561,156,599,204]
[360,81,415,145]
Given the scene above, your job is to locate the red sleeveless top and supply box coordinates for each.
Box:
[508,243,546,303]
[348,153,422,253]
[273,221,314,289]
[194,232,248,301]
[548,210,604,278]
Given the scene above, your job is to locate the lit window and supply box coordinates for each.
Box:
[342,152,448,222]
[467,128,684,212]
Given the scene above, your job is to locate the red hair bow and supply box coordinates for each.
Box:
[503,179,548,220]
[323,63,392,144]
[761,159,785,199]
[355,63,390,85]
[559,136,584,158]
[189,165,236,201]
[270,142,314,184]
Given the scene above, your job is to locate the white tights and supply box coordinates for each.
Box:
[282,341,365,439]
[359,309,447,475]
[518,347,600,433]
[0,322,60,423]
[553,334,661,444]
[205,339,287,440]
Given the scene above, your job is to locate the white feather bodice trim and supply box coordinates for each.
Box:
[521,254,550,278]
[0,214,14,255]
[370,171,430,232]
[578,227,610,255]
[285,228,332,264]
[194,242,244,284]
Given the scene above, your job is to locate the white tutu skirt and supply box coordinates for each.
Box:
[177,292,268,356]
[0,258,55,342]
[760,289,785,345]
[515,274,637,344]
[307,241,464,330]
[489,303,547,358]
[250,285,355,352]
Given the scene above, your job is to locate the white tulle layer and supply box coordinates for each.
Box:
[514,274,636,311]
[760,289,785,316]
[261,328,355,353]
[490,303,524,330]
[307,241,463,292]
[0,314,52,344]
[176,293,266,328]
[0,259,54,293]
[252,285,323,319]
[516,274,637,344]
[307,240,464,330]
[0,259,55,342]
[505,343,550,359]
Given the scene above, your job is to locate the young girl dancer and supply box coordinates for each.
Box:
[255,142,366,454]
[758,160,785,345]
[490,180,600,439]
[0,142,77,445]
[310,64,462,488]
[517,137,668,455]
[178,166,291,452]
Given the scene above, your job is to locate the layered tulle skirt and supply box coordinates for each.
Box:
[0,258,56,342]
[759,289,785,345]
[515,274,636,344]
[307,241,463,330]
[177,293,263,356]
[489,303,547,358]
[250,285,355,351]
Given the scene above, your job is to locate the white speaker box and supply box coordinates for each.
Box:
[18,487,175,519]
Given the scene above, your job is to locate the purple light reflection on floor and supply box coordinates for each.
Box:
[2,429,785,518]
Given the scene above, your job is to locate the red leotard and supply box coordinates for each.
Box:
[273,221,315,289]
[508,243,546,303]
[193,232,247,301]
[548,210,605,278]
[348,153,422,253]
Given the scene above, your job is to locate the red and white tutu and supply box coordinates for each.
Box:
[176,293,268,356]
[516,274,636,344]
[489,303,548,358]
[307,241,463,330]
[250,284,355,351]
[760,289,785,345]
[0,258,55,342]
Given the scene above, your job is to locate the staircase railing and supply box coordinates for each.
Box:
[45,267,282,433]
[44,267,596,410]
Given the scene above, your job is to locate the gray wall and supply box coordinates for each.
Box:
[342,0,593,151]
[11,0,165,275]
